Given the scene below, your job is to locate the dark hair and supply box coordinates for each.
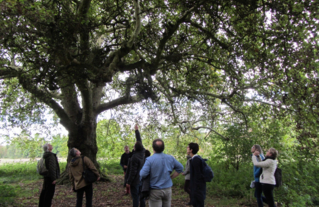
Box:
[69,148,78,157]
[188,143,199,154]
[145,150,151,158]
[152,139,165,153]
[135,141,144,152]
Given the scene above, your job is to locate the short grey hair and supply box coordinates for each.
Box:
[43,143,50,152]
[69,148,78,157]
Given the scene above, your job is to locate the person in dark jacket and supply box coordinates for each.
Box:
[126,124,145,207]
[120,145,131,194]
[188,142,206,207]
[69,148,100,207]
[39,143,60,207]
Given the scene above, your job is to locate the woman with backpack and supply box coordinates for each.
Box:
[251,144,267,207]
[69,148,100,207]
[252,148,278,207]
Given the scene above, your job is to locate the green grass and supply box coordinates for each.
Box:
[1,159,319,206]
[98,158,123,175]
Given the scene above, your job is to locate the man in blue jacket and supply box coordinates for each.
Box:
[140,139,183,207]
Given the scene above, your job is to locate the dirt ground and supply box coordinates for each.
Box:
[13,175,198,207]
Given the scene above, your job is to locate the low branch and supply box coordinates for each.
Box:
[95,95,145,115]
[17,73,74,131]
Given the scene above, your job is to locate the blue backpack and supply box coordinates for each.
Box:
[200,157,214,182]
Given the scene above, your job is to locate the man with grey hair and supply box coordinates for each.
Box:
[39,143,60,207]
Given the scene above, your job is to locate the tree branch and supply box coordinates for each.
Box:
[95,95,145,115]
[189,21,229,50]
[103,0,142,71]
[192,126,229,141]
[16,73,75,131]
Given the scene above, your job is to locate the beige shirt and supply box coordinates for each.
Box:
[252,156,277,185]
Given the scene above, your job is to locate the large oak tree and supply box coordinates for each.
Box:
[0,0,318,177]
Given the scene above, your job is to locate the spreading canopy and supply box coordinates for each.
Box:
[0,0,318,148]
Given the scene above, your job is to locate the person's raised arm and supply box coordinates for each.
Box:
[135,124,142,143]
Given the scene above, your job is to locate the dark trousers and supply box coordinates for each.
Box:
[124,172,130,194]
[191,182,206,207]
[131,183,145,207]
[76,184,93,207]
[39,178,56,207]
[192,197,204,207]
[255,182,268,207]
[184,180,191,202]
[262,184,276,207]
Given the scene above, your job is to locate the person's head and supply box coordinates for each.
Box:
[187,143,199,156]
[43,143,53,152]
[251,144,263,155]
[266,148,278,159]
[69,148,81,157]
[134,141,144,152]
[152,139,165,153]
[145,150,151,158]
[124,145,129,153]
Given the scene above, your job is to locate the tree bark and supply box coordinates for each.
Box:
[57,118,110,184]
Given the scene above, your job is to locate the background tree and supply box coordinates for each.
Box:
[0,0,318,181]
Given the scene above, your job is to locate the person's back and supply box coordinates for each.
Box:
[39,143,60,207]
[188,142,206,207]
[126,125,146,207]
[145,153,181,189]
[139,139,183,207]
[43,151,60,180]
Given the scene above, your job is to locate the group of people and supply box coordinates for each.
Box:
[38,143,100,207]
[251,144,278,207]
[39,125,207,207]
[120,125,207,207]
[38,128,278,207]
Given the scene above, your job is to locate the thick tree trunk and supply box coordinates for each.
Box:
[57,119,109,184]
[67,122,99,167]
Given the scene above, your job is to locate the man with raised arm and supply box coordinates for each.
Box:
[139,138,183,207]
[39,143,60,207]
[126,124,146,207]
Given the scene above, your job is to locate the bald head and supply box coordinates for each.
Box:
[152,139,165,153]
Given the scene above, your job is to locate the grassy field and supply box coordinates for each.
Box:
[0,159,258,207]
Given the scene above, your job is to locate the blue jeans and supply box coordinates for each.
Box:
[255,182,267,207]
[131,183,145,207]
